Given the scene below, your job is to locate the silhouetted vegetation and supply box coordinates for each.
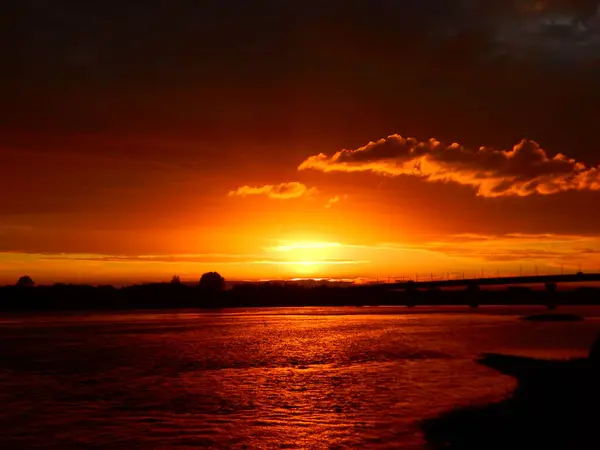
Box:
[0,279,599,312]
[15,275,35,288]
[422,333,600,449]
[199,271,225,292]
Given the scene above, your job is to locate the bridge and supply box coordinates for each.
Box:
[360,272,600,291]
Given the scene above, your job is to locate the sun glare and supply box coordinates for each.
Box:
[292,261,321,275]
[262,240,347,275]
[269,241,342,252]
[268,240,340,267]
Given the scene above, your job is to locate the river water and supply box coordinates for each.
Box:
[0,306,598,449]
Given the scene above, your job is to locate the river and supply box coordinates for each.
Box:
[0,306,598,449]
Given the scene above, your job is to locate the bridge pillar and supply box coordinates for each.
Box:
[466,283,480,308]
[466,283,480,292]
[405,281,416,292]
[545,282,558,310]
[404,281,417,307]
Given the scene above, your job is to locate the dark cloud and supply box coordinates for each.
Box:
[3,1,599,140]
[7,0,598,86]
[489,1,600,62]
[299,135,599,197]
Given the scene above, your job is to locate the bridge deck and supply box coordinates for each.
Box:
[362,273,600,290]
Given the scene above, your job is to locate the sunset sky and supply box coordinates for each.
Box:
[2,0,600,284]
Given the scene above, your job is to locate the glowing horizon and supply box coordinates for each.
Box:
[2,231,598,285]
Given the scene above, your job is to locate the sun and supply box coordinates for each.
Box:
[266,240,342,275]
[292,261,322,275]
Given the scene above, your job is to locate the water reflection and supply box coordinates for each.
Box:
[0,307,598,448]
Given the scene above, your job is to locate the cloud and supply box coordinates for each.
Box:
[424,246,569,262]
[40,253,265,264]
[491,2,600,63]
[415,233,598,264]
[434,233,589,243]
[299,135,600,197]
[267,242,342,252]
[251,259,369,265]
[325,196,340,208]
[0,224,33,234]
[37,252,366,266]
[325,194,347,208]
[228,182,318,200]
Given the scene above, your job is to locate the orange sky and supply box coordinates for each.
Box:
[2,132,600,285]
[2,2,600,285]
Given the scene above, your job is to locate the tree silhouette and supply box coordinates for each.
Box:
[16,275,35,287]
[199,272,225,292]
[170,275,181,285]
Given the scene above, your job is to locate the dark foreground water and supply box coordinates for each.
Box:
[0,306,599,449]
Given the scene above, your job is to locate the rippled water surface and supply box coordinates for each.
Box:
[1,306,599,449]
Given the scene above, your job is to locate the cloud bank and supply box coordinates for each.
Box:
[415,232,599,264]
[299,135,600,197]
[39,253,365,265]
[228,182,318,199]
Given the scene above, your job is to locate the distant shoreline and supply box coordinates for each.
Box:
[1,283,600,313]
